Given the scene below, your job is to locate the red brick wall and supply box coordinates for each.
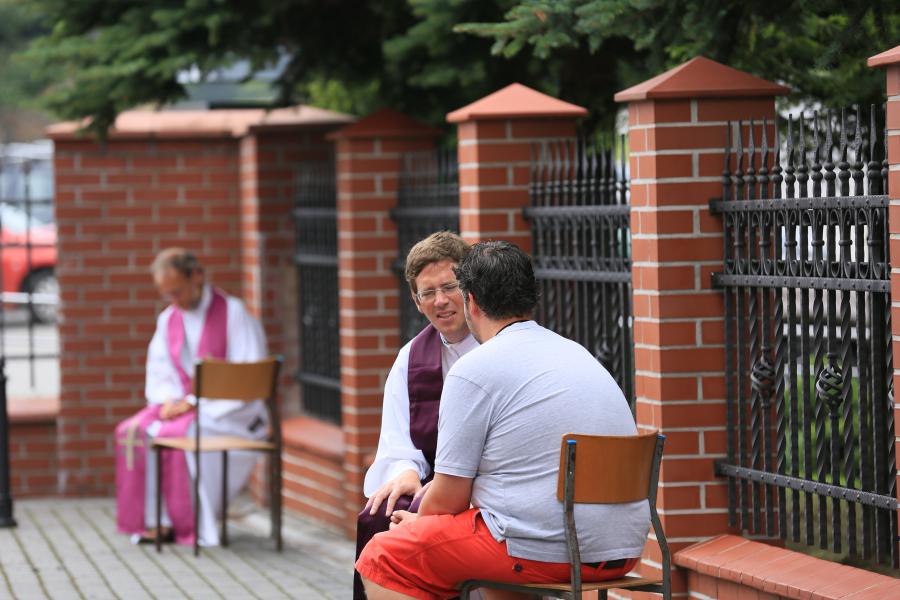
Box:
[332,109,437,532]
[52,135,244,494]
[240,126,335,413]
[456,119,578,249]
[620,94,778,596]
[9,418,58,496]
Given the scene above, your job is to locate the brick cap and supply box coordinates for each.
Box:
[674,534,900,599]
[614,56,790,102]
[9,395,59,424]
[446,83,587,123]
[46,105,354,140]
[869,45,900,68]
[328,108,440,140]
[282,415,344,460]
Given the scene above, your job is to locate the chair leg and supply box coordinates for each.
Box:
[221,450,229,547]
[273,450,282,552]
[155,447,163,554]
[194,454,200,558]
[599,590,608,600]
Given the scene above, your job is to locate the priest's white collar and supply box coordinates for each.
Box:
[440,331,476,349]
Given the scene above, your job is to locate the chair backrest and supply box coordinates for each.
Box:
[556,432,660,504]
[193,357,281,402]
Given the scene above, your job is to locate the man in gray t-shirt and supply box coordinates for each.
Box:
[356,241,649,600]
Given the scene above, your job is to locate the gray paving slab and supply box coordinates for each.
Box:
[0,498,354,600]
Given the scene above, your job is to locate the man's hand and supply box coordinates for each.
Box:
[160,398,193,420]
[364,469,422,517]
[388,510,418,529]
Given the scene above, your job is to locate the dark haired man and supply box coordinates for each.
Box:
[115,248,268,547]
[357,241,648,600]
[354,231,479,599]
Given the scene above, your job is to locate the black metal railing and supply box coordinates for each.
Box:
[525,136,634,407]
[391,148,459,345]
[293,160,341,424]
[712,107,897,568]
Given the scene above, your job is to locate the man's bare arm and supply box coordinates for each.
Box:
[417,473,473,516]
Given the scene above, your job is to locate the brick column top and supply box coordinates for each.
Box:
[329,108,439,140]
[614,56,790,102]
[868,45,900,67]
[447,83,587,122]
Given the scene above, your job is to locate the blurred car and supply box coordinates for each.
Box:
[0,202,57,323]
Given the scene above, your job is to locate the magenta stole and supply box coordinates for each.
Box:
[115,290,228,545]
[407,324,445,474]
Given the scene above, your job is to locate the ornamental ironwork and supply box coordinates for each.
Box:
[391,148,460,345]
[294,159,341,424]
[712,107,897,568]
[525,136,634,408]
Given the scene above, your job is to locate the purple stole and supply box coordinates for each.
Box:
[406,324,445,473]
[115,289,228,545]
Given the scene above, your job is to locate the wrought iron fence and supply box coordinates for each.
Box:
[390,148,459,345]
[293,160,341,424]
[712,107,897,568]
[525,136,634,407]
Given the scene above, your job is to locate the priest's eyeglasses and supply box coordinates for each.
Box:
[415,281,461,303]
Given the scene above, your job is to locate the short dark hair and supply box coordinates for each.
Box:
[404,231,470,292]
[453,241,537,320]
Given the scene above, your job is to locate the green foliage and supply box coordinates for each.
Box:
[19,0,900,139]
[459,0,900,114]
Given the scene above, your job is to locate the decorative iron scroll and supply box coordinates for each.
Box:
[391,148,460,345]
[712,107,897,568]
[294,160,341,424]
[525,136,634,408]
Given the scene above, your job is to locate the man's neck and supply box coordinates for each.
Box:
[480,316,530,342]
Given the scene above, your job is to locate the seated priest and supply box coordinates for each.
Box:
[115,247,268,546]
[354,231,479,599]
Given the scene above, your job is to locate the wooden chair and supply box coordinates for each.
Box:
[460,432,670,600]
[152,356,283,556]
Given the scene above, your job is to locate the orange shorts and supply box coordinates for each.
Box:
[356,508,638,600]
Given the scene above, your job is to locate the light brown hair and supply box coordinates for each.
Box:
[404,231,470,292]
[150,247,202,278]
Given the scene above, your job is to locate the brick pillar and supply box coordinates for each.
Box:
[614,57,788,593]
[868,45,900,532]
[447,83,586,249]
[331,109,438,533]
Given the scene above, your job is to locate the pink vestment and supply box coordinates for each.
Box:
[115,290,227,544]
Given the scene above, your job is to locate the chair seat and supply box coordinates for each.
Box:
[521,575,663,592]
[151,435,275,452]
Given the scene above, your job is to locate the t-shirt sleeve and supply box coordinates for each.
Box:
[434,374,491,479]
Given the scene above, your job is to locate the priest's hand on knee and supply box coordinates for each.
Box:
[388,510,418,529]
[160,398,194,420]
[364,469,422,517]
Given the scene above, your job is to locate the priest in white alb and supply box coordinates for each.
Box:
[115,247,268,546]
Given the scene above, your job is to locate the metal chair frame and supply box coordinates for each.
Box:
[460,432,670,600]
[153,356,283,557]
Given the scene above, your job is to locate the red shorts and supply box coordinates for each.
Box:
[356,508,638,600]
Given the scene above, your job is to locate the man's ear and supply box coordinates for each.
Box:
[464,291,479,317]
[411,292,424,315]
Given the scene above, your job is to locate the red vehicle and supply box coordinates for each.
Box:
[0,203,57,323]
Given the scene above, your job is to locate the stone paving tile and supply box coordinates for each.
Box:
[0,498,354,600]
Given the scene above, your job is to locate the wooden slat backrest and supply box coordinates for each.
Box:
[555,432,659,504]
[193,358,279,401]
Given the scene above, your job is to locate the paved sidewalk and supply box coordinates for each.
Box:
[0,497,354,599]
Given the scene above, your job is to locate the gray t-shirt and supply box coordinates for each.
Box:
[435,321,650,563]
